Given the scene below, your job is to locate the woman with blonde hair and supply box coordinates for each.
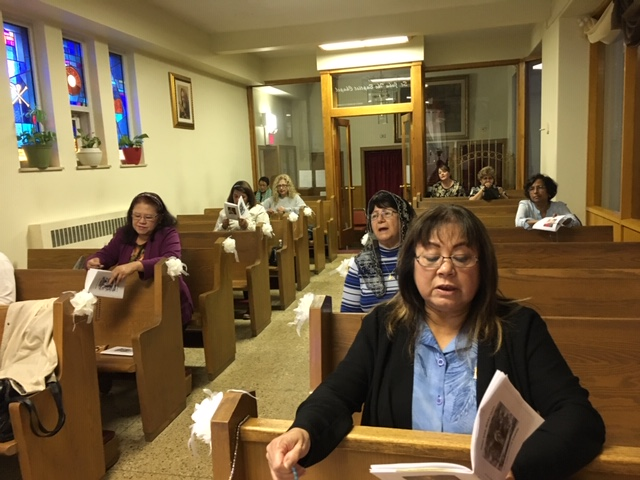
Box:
[469,166,508,201]
[262,173,306,214]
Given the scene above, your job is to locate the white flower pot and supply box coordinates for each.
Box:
[77,147,103,167]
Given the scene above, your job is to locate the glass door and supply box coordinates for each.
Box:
[336,118,354,246]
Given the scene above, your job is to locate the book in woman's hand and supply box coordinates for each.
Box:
[531,215,571,232]
[370,371,543,480]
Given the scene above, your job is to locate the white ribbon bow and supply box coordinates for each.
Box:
[166,256,189,279]
[288,292,315,336]
[70,290,97,323]
[223,236,239,262]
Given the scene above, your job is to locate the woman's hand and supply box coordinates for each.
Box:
[266,428,310,479]
[238,218,248,230]
[222,218,230,230]
[109,261,142,285]
[86,257,103,269]
[276,206,287,214]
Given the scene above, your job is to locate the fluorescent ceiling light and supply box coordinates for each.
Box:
[260,86,290,96]
[533,63,542,70]
[370,77,411,83]
[319,36,409,51]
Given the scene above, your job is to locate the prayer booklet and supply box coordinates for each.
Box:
[224,196,248,220]
[531,214,571,232]
[370,371,543,480]
[85,268,125,299]
[100,346,134,356]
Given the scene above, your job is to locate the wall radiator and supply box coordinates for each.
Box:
[28,211,128,248]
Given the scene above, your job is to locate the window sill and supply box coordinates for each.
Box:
[19,166,64,173]
[119,163,147,168]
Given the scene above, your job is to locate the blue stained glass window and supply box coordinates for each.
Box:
[4,22,38,145]
[63,38,87,106]
[109,52,129,142]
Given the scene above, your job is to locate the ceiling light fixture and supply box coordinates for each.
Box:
[319,36,409,51]
[533,63,542,70]
[370,77,411,83]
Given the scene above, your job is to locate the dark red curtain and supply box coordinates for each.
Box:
[364,149,403,201]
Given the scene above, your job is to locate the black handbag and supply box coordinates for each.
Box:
[0,378,66,442]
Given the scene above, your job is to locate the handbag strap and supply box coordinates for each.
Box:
[18,382,66,438]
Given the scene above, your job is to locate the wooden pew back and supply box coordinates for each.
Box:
[498,267,640,317]
[308,295,640,447]
[416,203,519,217]
[418,197,522,208]
[180,230,271,336]
[28,248,97,269]
[181,242,236,380]
[267,217,296,309]
[211,391,640,480]
[304,200,326,272]
[495,242,640,269]
[487,225,613,243]
[0,295,106,479]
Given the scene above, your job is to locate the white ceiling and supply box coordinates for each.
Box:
[142,0,593,58]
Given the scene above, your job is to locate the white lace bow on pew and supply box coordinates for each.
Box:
[303,206,313,217]
[70,290,98,323]
[335,256,355,278]
[287,212,298,222]
[222,236,240,262]
[261,223,274,238]
[166,256,189,279]
[288,292,315,336]
[188,389,257,455]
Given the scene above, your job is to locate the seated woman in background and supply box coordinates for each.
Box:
[214,180,270,231]
[431,163,466,197]
[255,176,272,204]
[267,204,604,480]
[0,251,15,305]
[262,174,306,215]
[469,166,508,201]
[85,192,193,328]
[340,190,415,313]
[515,173,581,229]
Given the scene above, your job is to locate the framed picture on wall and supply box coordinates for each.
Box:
[169,72,195,129]
[425,75,468,140]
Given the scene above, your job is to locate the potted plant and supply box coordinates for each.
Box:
[118,133,149,165]
[17,107,57,169]
[75,129,103,167]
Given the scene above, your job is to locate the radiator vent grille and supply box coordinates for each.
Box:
[28,211,128,249]
[50,217,126,247]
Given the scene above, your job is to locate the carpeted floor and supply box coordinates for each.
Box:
[0,253,352,480]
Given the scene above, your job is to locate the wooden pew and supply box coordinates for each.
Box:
[182,240,235,380]
[15,260,186,442]
[498,267,640,317]
[487,225,613,243]
[203,207,222,218]
[306,295,640,447]
[323,197,339,261]
[28,246,232,380]
[211,391,640,480]
[416,203,519,217]
[304,200,326,273]
[495,242,640,269]
[180,231,271,336]
[418,197,522,208]
[0,294,106,480]
[177,219,217,233]
[267,218,296,310]
[290,213,311,290]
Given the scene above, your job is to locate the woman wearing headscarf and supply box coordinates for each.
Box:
[340,190,416,313]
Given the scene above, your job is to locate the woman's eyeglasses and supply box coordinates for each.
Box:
[370,210,397,221]
[276,184,289,189]
[415,255,478,269]
[132,213,159,222]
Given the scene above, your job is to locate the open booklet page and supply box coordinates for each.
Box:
[224,196,248,220]
[85,268,125,299]
[531,215,570,232]
[370,371,543,480]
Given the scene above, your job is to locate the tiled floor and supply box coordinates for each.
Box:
[0,254,351,480]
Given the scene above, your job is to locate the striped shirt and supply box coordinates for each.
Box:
[340,245,399,313]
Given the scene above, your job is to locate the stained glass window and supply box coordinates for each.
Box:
[109,52,129,142]
[63,38,87,106]
[4,22,38,145]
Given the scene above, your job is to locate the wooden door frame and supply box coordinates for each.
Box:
[320,62,425,247]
